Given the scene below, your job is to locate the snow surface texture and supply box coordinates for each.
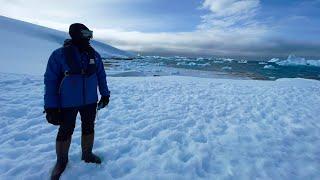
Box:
[0,16,132,75]
[0,73,320,180]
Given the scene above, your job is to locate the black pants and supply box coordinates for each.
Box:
[56,103,97,142]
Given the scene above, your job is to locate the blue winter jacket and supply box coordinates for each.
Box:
[44,45,110,108]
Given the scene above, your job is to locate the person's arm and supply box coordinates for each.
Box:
[95,52,110,97]
[44,50,61,109]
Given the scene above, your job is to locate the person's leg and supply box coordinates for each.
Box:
[56,108,78,141]
[79,103,101,164]
[51,108,78,180]
[80,103,96,136]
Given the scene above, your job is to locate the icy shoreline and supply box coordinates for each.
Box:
[0,73,319,179]
[104,55,320,81]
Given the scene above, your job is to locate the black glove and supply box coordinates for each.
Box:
[44,108,62,125]
[97,96,109,110]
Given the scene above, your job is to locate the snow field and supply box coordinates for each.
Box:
[0,73,320,179]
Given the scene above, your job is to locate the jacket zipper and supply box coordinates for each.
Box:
[58,76,67,110]
[58,76,67,95]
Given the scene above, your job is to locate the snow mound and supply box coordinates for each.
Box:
[276,55,320,67]
[0,16,132,75]
[0,73,319,179]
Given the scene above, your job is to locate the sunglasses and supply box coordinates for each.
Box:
[81,29,93,39]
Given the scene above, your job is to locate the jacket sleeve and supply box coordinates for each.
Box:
[44,50,61,108]
[96,53,111,97]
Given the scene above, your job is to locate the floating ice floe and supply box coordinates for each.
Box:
[217,57,234,62]
[188,62,197,66]
[199,63,211,66]
[258,62,268,65]
[264,65,275,69]
[238,60,248,64]
[174,56,187,59]
[222,66,232,70]
[213,60,224,64]
[268,58,280,63]
[222,58,234,62]
[196,57,206,61]
[276,55,320,67]
[177,62,210,67]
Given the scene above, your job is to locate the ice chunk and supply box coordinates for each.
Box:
[238,60,248,64]
[263,65,275,69]
[268,58,280,62]
[222,66,232,70]
[222,58,234,62]
[213,60,224,64]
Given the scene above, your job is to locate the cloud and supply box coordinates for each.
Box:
[96,0,274,57]
[94,25,268,57]
[202,0,259,16]
[92,0,270,57]
[199,0,260,29]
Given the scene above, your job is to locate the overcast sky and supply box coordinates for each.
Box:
[1,0,320,58]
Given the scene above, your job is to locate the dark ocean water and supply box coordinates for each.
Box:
[104,56,320,81]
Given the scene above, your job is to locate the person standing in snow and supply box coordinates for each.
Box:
[43,23,110,180]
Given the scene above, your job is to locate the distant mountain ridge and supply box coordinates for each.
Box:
[0,15,133,57]
[0,15,132,75]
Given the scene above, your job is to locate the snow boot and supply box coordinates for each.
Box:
[81,134,101,164]
[51,138,71,180]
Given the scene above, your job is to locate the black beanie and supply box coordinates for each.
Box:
[69,23,89,40]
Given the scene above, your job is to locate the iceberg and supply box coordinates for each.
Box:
[276,55,320,67]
